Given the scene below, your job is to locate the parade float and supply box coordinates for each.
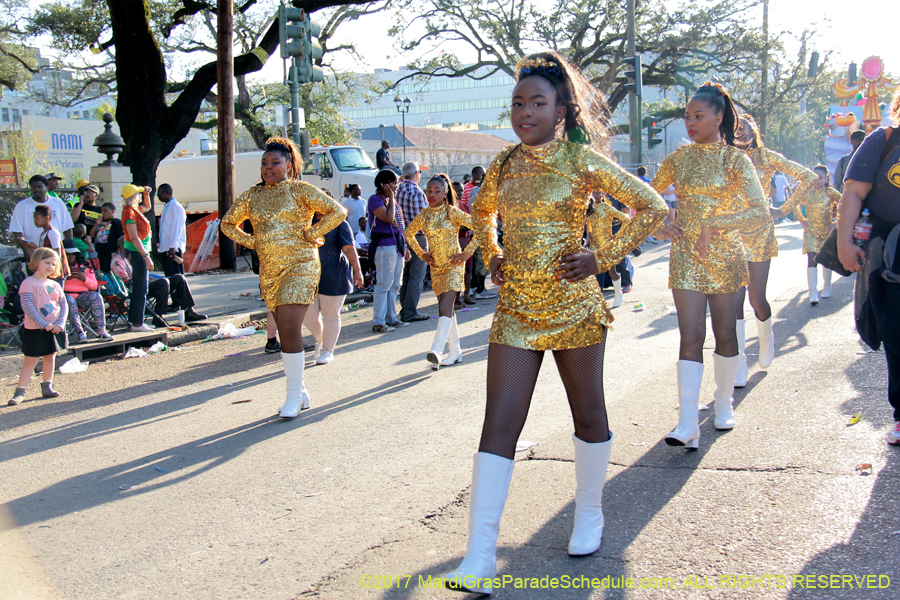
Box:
[824,56,898,181]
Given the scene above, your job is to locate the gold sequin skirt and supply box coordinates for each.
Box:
[432,263,465,296]
[669,233,749,294]
[488,276,610,351]
[258,246,320,311]
[803,210,833,254]
[744,217,779,262]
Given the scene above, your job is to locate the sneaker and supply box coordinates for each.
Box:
[264,339,282,353]
[403,313,430,322]
[372,324,395,332]
[130,324,154,333]
[77,332,88,343]
[316,350,334,365]
[98,331,114,341]
[647,235,659,245]
[888,421,900,446]
[622,285,632,293]
[312,341,323,360]
[388,320,409,328]
[473,289,498,299]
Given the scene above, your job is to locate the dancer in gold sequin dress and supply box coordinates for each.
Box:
[732,115,818,385]
[220,138,345,418]
[405,174,475,369]
[444,52,667,596]
[585,191,632,307]
[651,83,769,450]
[773,164,841,305]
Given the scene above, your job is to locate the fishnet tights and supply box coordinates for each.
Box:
[672,289,739,362]
[478,340,610,460]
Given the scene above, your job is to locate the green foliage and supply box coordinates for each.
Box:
[0,0,38,90]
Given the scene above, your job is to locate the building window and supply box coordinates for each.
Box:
[1,108,8,122]
[23,110,29,116]
[83,110,90,119]
[11,109,19,122]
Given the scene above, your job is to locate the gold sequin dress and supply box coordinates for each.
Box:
[220,180,346,311]
[744,147,817,261]
[586,201,632,251]
[651,143,769,294]
[780,185,840,253]
[405,203,476,295]
[473,140,667,350]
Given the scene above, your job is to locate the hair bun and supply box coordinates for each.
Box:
[516,55,563,80]
[696,82,724,95]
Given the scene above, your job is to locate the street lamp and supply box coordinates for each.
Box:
[394,95,411,163]
[379,123,385,142]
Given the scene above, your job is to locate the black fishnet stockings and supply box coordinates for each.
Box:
[672,289,739,362]
[478,340,610,460]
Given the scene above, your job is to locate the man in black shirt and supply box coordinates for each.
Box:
[376,140,399,173]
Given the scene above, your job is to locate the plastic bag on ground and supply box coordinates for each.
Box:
[59,357,88,373]
[148,341,167,354]
[124,347,149,359]
[212,323,257,339]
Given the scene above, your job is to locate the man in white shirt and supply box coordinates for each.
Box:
[9,174,74,260]
[341,184,367,237]
[771,172,788,208]
[157,183,187,277]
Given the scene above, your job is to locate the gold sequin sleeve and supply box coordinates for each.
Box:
[404,211,427,257]
[449,205,477,254]
[471,145,517,267]
[707,151,769,234]
[765,149,817,203]
[220,190,255,249]
[299,182,347,240]
[650,154,676,194]
[779,186,807,224]
[586,201,631,251]
[827,186,841,208]
[574,146,668,271]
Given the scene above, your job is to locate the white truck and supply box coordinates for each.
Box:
[156,143,380,218]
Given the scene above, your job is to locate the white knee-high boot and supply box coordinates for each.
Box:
[427,316,453,369]
[756,316,775,369]
[279,351,309,418]
[440,314,463,366]
[807,266,819,305]
[445,453,514,595]
[735,319,748,388]
[568,432,614,556]
[665,360,704,448]
[611,278,623,308]
[712,353,738,430]
[821,268,833,298]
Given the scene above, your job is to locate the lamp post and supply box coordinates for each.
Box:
[379,123,385,142]
[394,95,411,163]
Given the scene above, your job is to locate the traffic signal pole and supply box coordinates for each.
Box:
[626,0,641,167]
[289,58,301,146]
[216,0,236,269]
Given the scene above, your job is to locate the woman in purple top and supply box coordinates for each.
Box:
[367,169,410,332]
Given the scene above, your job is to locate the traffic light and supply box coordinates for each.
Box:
[623,55,642,96]
[848,62,857,86]
[278,4,305,59]
[648,121,663,148]
[298,11,323,83]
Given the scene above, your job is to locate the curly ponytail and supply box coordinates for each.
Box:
[263,136,303,181]
[515,51,609,153]
[691,82,742,147]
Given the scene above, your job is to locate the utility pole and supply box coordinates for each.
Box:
[216,0,236,269]
[626,0,641,167]
[760,0,769,138]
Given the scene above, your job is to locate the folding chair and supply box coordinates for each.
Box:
[100,272,168,331]
[0,308,23,350]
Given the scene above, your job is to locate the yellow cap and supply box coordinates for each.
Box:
[121,184,145,198]
[76,178,90,189]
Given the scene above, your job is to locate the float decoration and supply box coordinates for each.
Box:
[833,56,899,131]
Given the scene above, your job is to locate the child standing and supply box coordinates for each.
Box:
[404,173,476,369]
[9,248,69,405]
[585,191,632,308]
[34,204,70,278]
[90,203,124,272]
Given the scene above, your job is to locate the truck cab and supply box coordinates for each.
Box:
[300,144,380,198]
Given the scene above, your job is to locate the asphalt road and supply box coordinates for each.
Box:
[1,220,897,600]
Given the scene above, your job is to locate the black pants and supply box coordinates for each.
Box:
[161,250,184,277]
[882,279,900,421]
[148,275,195,312]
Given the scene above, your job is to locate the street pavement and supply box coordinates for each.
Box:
[1,220,897,600]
